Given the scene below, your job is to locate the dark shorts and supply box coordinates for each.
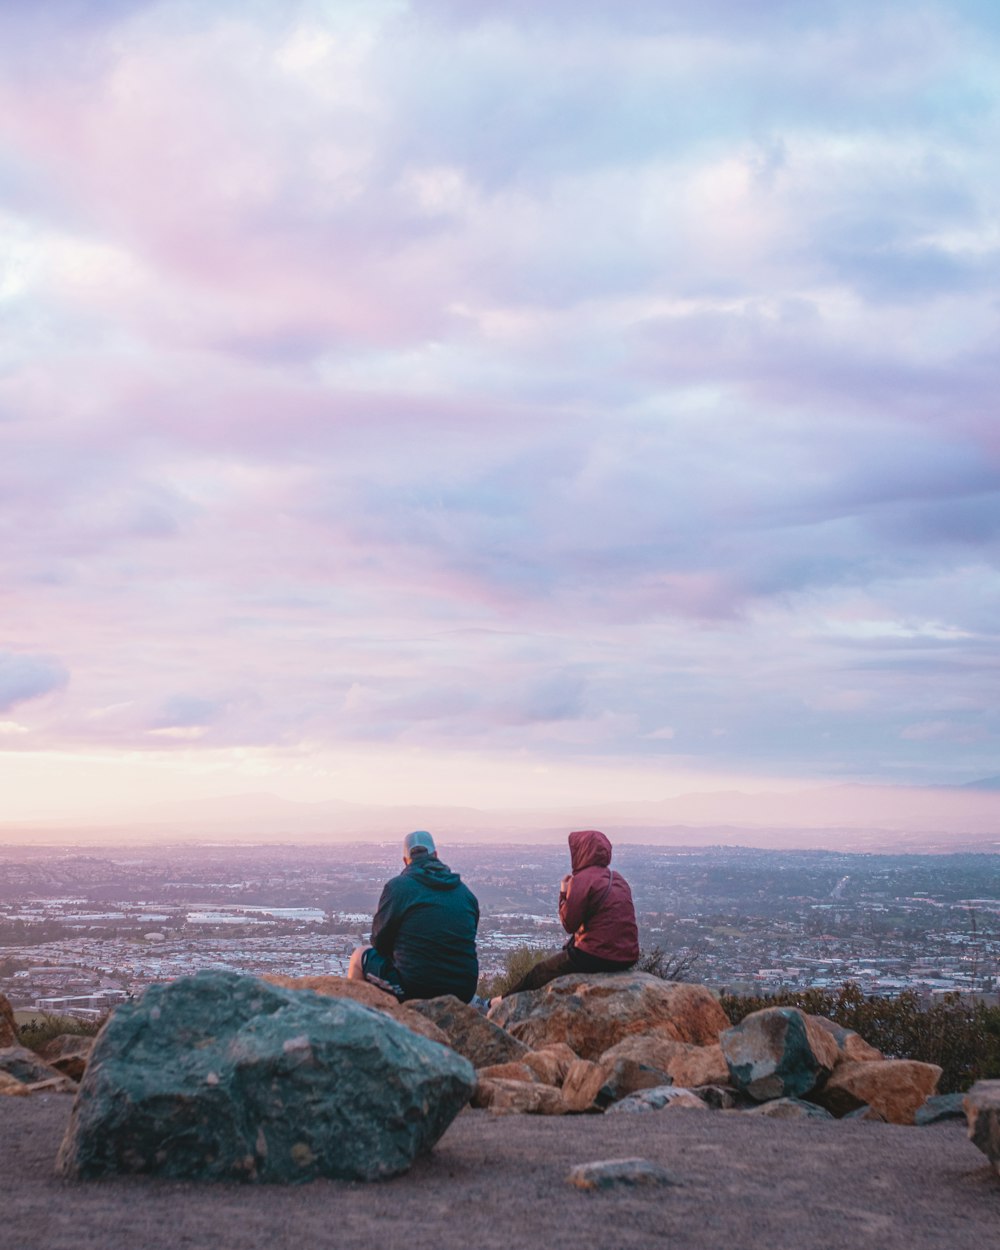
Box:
[361,947,405,1000]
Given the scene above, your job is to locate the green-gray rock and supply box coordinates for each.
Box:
[56,970,476,1183]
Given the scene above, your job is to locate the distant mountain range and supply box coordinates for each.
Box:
[3,778,997,853]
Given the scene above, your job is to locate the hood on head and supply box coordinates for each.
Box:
[568,829,612,873]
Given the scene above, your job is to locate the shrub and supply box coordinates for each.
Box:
[477,946,560,999]
[17,1012,105,1053]
[720,982,1000,1094]
[635,945,698,982]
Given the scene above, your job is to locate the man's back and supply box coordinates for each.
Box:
[370,853,479,1002]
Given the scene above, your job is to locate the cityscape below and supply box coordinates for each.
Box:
[2,840,999,1020]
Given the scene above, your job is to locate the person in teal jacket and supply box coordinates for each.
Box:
[348,830,480,1002]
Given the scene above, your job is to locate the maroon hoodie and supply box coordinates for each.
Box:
[558,830,640,963]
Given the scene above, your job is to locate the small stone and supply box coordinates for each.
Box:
[0,1045,66,1087]
[692,1084,738,1110]
[964,1080,1000,1174]
[0,1071,31,1097]
[605,1085,707,1114]
[745,1097,834,1121]
[476,1061,538,1083]
[567,1158,682,1190]
[843,1104,887,1123]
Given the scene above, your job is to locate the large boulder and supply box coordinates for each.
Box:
[56,970,475,1183]
[720,1007,839,1102]
[262,975,449,1046]
[488,974,729,1061]
[0,993,17,1047]
[964,1080,1000,1174]
[600,1034,728,1088]
[406,995,529,1067]
[813,1059,942,1125]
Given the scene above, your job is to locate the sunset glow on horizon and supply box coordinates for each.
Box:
[2,1,999,831]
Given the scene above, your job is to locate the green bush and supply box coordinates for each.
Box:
[720,982,1000,1094]
[17,1012,105,1053]
[478,946,559,999]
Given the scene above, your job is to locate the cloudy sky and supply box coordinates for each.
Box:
[2,0,999,822]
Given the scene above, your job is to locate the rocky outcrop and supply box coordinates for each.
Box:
[488,973,729,1060]
[964,1080,1000,1174]
[0,992,17,1048]
[720,1007,839,1101]
[407,995,530,1067]
[57,970,475,1182]
[262,974,450,1046]
[522,1044,578,1085]
[814,1059,942,1125]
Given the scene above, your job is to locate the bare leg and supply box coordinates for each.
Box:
[347,945,369,981]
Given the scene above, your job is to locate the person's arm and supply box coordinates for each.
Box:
[370,879,402,956]
[559,872,591,934]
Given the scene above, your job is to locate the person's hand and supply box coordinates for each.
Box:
[559,874,572,892]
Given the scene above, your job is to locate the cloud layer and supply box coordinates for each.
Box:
[2,0,999,812]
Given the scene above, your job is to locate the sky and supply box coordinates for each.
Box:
[1,0,999,826]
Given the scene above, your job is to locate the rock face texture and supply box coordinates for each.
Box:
[488,974,729,1060]
[407,996,530,1067]
[0,992,17,1048]
[807,1015,882,1063]
[472,1078,567,1115]
[605,1086,708,1114]
[56,970,476,1183]
[964,1080,1000,1174]
[815,1059,942,1125]
[720,1007,839,1102]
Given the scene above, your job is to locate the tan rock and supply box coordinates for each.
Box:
[521,1050,565,1085]
[531,1043,579,1082]
[964,1080,1000,1174]
[261,974,450,1046]
[817,1059,942,1125]
[807,1014,883,1064]
[405,996,530,1067]
[0,1071,30,1097]
[606,1086,708,1114]
[598,1056,673,1102]
[262,974,398,1009]
[476,1061,538,1083]
[38,1034,94,1082]
[561,1059,609,1113]
[0,993,17,1048]
[473,1077,567,1115]
[489,973,729,1060]
[566,1158,682,1190]
[601,1034,729,1088]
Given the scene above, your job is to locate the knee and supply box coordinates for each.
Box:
[347,945,370,980]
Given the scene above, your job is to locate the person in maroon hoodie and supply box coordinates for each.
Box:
[501,829,640,997]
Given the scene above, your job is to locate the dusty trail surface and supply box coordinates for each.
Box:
[2,1097,997,1250]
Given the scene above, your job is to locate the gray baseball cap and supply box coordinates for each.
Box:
[403,829,436,859]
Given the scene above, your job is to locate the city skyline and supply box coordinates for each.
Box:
[2,2,999,834]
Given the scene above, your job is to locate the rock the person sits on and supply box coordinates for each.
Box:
[502,830,640,997]
[349,830,480,1003]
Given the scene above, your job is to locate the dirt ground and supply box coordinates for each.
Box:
[2,1096,998,1250]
